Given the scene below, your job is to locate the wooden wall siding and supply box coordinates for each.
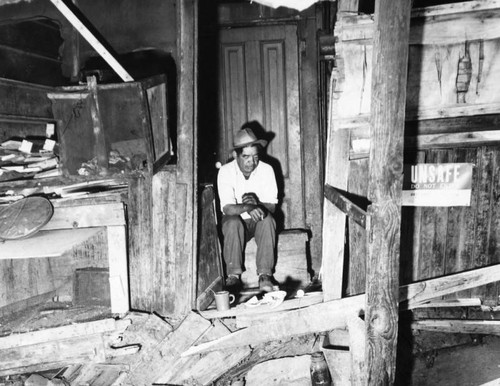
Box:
[332,2,500,131]
[128,174,154,312]
[345,146,500,304]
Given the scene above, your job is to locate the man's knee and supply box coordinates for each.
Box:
[222,215,244,236]
[261,213,276,229]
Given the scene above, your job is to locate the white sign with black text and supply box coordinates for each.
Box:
[402,163,473,207]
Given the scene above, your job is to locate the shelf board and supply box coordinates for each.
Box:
[0,227,104,260]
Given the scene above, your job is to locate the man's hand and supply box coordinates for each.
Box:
[242,192,259,205]
[248,206,266,222]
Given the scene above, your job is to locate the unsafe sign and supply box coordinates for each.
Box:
[402,163,473,207]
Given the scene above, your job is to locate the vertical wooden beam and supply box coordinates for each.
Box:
[365,0,411,384]
[299,6,324,275]
[176,0,198,316]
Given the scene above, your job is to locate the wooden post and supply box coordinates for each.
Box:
[365,0,412,384]
[176,0,198,315]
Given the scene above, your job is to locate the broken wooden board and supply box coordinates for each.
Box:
[0,318,125,349]
[0,318,130,376]
[183,264,500,356]
[155,319,252,385]
[119,311,212,386]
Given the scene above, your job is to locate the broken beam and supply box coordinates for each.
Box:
[324,184,369,229]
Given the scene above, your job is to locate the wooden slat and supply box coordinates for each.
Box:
[412,320,500,336]
[472,146,496,303]
[152,167,177,313]
[324,183,369,229]
[0,335,106,376]
[0,319,121,350]
[0,228,103,259]
[41,202,126,230]
[128,174,154,311]
[107,225,129,314]
[347,158,369,295]
[322,129,350,300]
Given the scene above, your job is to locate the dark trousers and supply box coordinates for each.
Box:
[221,214,276,276]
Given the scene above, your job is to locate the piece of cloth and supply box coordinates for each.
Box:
[217,159,278,220]
[221,214,276,276]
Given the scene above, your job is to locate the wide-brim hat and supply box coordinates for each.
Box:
[232,128,268,149]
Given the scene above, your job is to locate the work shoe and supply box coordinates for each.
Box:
[225,274,241,292]
[259,274,274,292]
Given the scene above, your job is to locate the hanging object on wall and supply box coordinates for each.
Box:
[250,0,319,11]
[456,40,472,103]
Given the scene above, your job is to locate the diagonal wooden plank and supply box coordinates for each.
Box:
[183,264,500,356]
[324,184,369,229]
[49,0,133,82]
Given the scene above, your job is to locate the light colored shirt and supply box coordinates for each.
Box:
[217,159,278,219]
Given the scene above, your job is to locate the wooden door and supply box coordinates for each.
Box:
[219,24,304,229]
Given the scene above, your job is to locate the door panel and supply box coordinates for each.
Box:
[219,24,304,229]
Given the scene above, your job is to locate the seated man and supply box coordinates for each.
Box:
[217,127,278,293]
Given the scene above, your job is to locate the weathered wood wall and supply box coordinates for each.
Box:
[346,145,500,307]
[326,1,500,303]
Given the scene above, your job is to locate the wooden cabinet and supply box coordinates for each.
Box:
[0,75,172,317]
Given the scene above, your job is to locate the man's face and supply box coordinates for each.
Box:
[236,145,259,177]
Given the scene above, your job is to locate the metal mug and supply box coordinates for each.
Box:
[214,290,235,311]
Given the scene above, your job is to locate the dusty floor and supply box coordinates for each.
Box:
[410,336,500,386]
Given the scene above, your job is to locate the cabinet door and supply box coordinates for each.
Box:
[219,24,305,229]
